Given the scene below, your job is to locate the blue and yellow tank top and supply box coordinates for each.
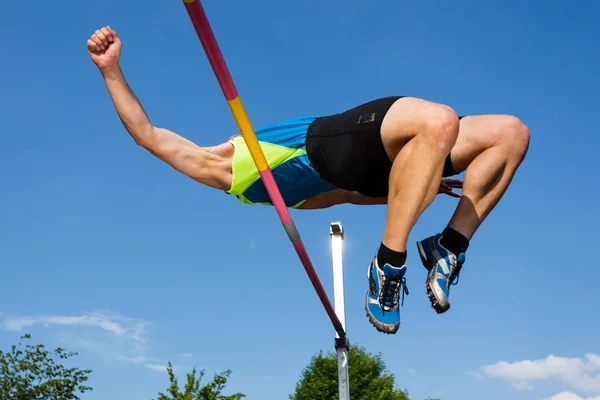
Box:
[226,116,336,208]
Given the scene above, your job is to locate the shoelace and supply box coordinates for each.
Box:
[448,256,464,286]
[380,276,409,311]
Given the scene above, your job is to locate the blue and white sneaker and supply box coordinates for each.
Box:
[417,234,466,314]
[365,257,409,334]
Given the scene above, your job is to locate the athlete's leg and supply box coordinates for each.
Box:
[365,97,460,334]
[380,97,460,252]
[418,114,530,313]
[447,115,530,237]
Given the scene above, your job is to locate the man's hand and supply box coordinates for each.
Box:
[438,178,463,198]
[87,26,121,71]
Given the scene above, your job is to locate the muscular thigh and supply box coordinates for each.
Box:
[305,96,459,197]
[380,96,458,160]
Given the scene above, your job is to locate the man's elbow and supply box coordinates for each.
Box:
[133,125,160,150]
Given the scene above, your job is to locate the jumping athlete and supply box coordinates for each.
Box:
[88,26,530,334]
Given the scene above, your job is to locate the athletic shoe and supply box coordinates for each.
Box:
[365,256,409,334]
[417,234,465,314]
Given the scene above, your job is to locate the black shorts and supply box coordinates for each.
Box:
[305,96,457,198]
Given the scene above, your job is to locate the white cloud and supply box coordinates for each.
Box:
[3,313,127,336]
[180,353,194,358]
[478,354,600,393]
[1,312,151,364]
[2,312,148,343]
[543,391,600,400]
[117,355,157,364]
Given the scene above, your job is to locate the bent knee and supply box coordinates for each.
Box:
[423,104,460,152]
[500,116,530,162]
[381,98,460,157]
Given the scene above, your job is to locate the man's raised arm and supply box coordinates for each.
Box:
[87,26,231,190]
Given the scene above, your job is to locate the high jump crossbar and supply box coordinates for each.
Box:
[182,0,346,340]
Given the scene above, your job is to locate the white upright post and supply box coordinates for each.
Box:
[330,222,350,400]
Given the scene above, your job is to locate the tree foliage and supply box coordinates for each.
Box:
[290,344,410,400]
[0,334,93,400]
[156,362,245,400]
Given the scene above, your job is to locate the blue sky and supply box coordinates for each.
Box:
[1,1,599,400]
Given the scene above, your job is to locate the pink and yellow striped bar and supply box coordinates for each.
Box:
[182,0,346,339]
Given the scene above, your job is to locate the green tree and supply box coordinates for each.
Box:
[156,361,245,400]
[0,334,93,400]
[290,344,410,400]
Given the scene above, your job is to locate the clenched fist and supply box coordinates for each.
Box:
[87,26,121,71]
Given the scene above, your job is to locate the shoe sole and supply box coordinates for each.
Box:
[417,241,450,315]
[365,298,400,335]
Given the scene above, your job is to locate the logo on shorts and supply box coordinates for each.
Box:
[358,113,375,124]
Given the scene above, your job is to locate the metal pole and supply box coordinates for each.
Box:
[182,0,346,339]
[330,222,350,400]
